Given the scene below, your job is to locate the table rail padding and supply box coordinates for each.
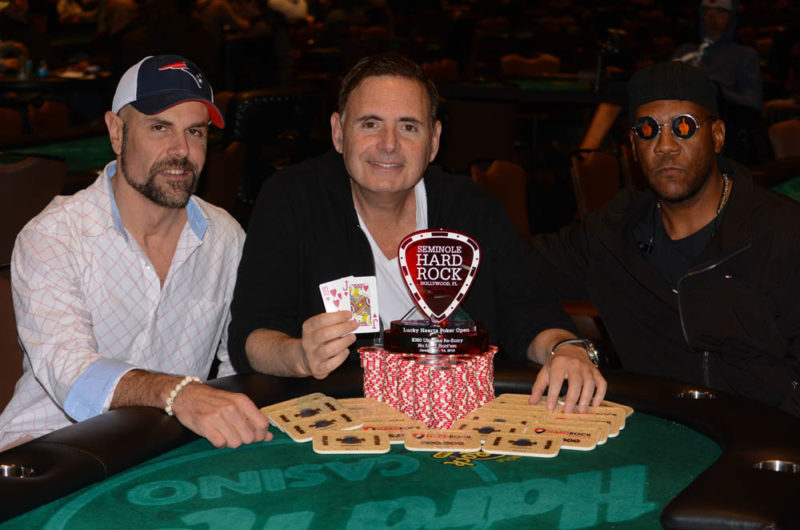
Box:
[0,362,798,529]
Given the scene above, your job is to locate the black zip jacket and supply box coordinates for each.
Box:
[532,157,800,416]
[228,150,573,373]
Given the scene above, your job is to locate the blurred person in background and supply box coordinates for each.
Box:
[673,0,764,165]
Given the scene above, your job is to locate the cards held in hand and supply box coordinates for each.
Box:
[319,275,380,333]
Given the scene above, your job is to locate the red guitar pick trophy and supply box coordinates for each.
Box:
[359,229,496,429]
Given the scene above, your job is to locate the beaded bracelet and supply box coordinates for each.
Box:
[165,375,201,416]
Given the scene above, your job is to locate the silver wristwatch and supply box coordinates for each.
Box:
[550,338,600,367]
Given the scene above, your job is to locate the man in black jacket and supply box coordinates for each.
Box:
[228,52,607,413]
[533,61,800,417]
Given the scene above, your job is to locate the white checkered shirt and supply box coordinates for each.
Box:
[0,162,245,447]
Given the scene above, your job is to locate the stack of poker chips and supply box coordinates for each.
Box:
[359,346,496,429]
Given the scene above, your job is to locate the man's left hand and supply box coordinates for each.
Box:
[528,329,607,413]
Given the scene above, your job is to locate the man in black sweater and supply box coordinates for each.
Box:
[228,52,606,413]
[532,61,800,417]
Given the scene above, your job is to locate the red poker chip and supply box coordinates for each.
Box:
[414,364,433,426]
[382,353,402,408]
[398,357,417,417]
[453,363,469,420]
[431,391,456,429]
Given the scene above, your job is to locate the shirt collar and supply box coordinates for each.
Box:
[105,161,208,240]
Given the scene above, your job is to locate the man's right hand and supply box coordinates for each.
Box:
[171,383,272,449]
[111,370,272,449]
[300,310,359,379]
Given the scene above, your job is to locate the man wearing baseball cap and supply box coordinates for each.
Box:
[531,61,800,417]
[673,0,763,163]
[0,55,272,450]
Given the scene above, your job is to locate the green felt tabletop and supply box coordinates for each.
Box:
[1,412,720,530]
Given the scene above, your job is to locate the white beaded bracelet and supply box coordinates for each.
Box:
[165,375,201,416]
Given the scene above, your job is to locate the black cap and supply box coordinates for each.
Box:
[628,61,718,119]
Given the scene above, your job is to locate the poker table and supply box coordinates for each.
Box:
[2,131,113,194]
[7,134,112,174]
[1,362,798,529]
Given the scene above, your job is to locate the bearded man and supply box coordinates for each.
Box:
[0,55,272,450]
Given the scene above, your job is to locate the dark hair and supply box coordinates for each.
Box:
[338,52,439,124]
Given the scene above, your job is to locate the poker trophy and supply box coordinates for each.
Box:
[359,229,496,429]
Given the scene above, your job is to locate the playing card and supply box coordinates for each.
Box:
[273,411,363,442]
[404,430,482,452]
[494,393,534,405]
[483,433,562,458]
[349,276,380,333]
[466,412,538,425]
[319,277,349,312]
[524,421,601,450]
[362,419,427,444]
[260,393,328,423]
[539,416,611,444]
[268,397,343,425]
[339,397,408,420]
[602,399,635,417]
[551,406,626,436]
[450,420,526,442]
[313,430,390,454]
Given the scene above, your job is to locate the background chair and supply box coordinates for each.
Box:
[198,140,246,220]
[27,101,71,136]
[421,59,460,84]
[0,108,24,143]
[500,53,562,77]
[0,267,23,415]
[225,85,325,207]
[768,118,800,159]
[212,91,236,122]
[0,155,67,265]
[569,149,622,220]
[619,142,648,191]
[470,159,531,239]
[439,99,518,175]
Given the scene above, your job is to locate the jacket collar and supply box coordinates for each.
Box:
[691,157,753,270]
[595,157,754,301]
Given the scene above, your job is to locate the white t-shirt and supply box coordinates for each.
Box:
[357,179,427,330]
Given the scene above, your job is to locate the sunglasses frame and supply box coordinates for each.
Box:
[631,113,715,140]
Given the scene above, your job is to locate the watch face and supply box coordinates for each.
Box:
[585,343,600,367]
[552,339,599,367]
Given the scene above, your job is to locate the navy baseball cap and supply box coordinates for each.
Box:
[111,55,224,128]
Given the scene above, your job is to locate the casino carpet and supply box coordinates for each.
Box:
[0,412,719,530]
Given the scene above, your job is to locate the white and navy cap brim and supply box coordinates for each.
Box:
[111,55,224,128]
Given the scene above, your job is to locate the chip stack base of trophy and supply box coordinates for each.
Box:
[359,346,496,429]
[361,228,495,429]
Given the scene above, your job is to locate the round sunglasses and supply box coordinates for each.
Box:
[631,114,715,140]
